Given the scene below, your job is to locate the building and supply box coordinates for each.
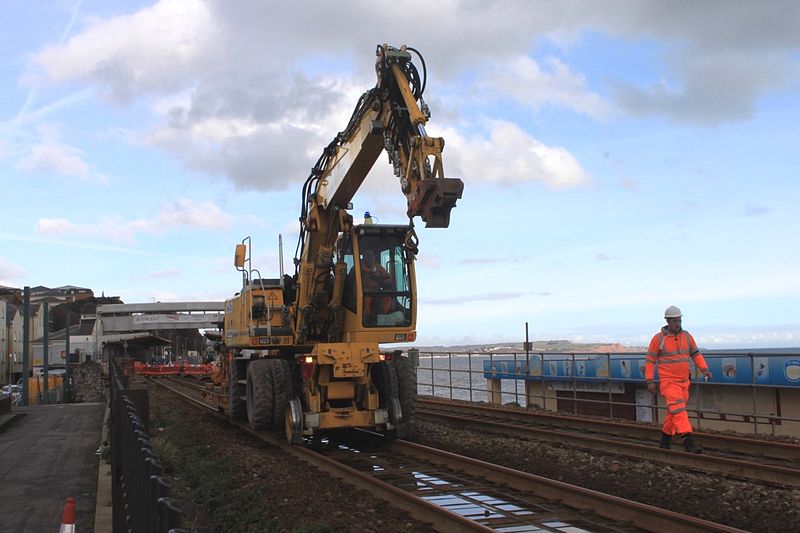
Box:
[0,285,108,384]
[0,300,6,385]
[27,285,94,304]
[31,315,99,366]
[53,285,94,302]
[2,303,25,385]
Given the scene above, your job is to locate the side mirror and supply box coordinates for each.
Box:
[234,244,246,269]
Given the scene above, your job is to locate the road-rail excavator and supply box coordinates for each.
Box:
[221,44,463,442]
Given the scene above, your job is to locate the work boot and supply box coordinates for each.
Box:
[681,433,702,454]
[659,432,672,449]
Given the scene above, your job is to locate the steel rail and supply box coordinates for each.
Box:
[418,397,800,461]
[152,377,744,532]
[417,400,800,487]
[150,378,494,532]
[390,440,744,533]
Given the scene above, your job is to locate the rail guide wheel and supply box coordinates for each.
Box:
[285,398,303,444]
[389,395,403,426]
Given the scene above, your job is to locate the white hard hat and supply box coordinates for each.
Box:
[664,305,682,318]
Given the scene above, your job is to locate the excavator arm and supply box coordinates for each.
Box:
[294,44,462,344]
[308,44,463,228]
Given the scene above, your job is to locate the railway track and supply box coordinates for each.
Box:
[151,376,743,532]
[416,397,800,487]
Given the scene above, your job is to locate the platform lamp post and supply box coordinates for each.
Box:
[22,287,30,406]
[42,303,49,405]
[65,311,72,403]
[524,321,533,371]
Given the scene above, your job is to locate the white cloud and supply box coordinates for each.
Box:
[23,0,800,193]
[149,198,232,231]
[36,197,233,244]
[445,120,591,188]
[486,55,612,119]
[0,256,27,284]
[16,142,88,178]
[32,0,216,102]
[141,74,357,190]
[14,125,107,183]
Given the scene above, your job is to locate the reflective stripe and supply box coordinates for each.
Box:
[659,357,690,364]
[650,328,704,382]
[661,349,691,356]
[669,406,687,414]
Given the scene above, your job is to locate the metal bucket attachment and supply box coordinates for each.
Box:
[408,177,464,228]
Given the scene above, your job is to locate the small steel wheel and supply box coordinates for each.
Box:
[388,396,403,426]
[285,398,303,444]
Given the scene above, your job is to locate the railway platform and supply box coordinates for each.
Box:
[0,403,109,532]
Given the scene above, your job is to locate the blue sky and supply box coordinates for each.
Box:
[1,1,799,348]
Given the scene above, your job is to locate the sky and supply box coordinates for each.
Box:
[1,0,799,349]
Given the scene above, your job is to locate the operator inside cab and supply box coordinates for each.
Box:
[339,238,411,328]
[360,250,392,322]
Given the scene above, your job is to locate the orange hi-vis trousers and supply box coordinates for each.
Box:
[659,379,693,435]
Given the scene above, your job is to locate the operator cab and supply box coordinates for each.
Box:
[338,224,416,336]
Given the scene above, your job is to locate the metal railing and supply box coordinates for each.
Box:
[413,350,800,437]
[110,357,186,533]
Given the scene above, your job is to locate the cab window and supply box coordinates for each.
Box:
[358,236,412,328]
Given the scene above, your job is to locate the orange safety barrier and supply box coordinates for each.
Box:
[134,362,214,377]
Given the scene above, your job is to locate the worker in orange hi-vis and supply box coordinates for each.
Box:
[645,306,712,453]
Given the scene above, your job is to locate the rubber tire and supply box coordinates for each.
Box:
[246,359,273,429]
[228,358,247,421]
[269,359,293,431]
[394,355,417,423]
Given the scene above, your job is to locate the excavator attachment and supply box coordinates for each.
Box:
[408,177,464,228]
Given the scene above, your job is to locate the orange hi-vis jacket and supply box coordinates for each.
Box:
[645,327,709,383]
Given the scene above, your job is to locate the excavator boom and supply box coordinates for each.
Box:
[313,44,463,228]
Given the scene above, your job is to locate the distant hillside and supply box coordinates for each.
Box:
[416,340,644,353]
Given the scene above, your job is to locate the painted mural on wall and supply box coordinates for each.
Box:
[483,354,800,386]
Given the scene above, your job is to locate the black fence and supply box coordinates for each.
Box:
[110,357,185,532]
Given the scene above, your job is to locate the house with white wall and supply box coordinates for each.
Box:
[3,303,24,385]
[0,300,6,385]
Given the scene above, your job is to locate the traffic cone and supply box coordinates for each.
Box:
[59,497,76,533]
